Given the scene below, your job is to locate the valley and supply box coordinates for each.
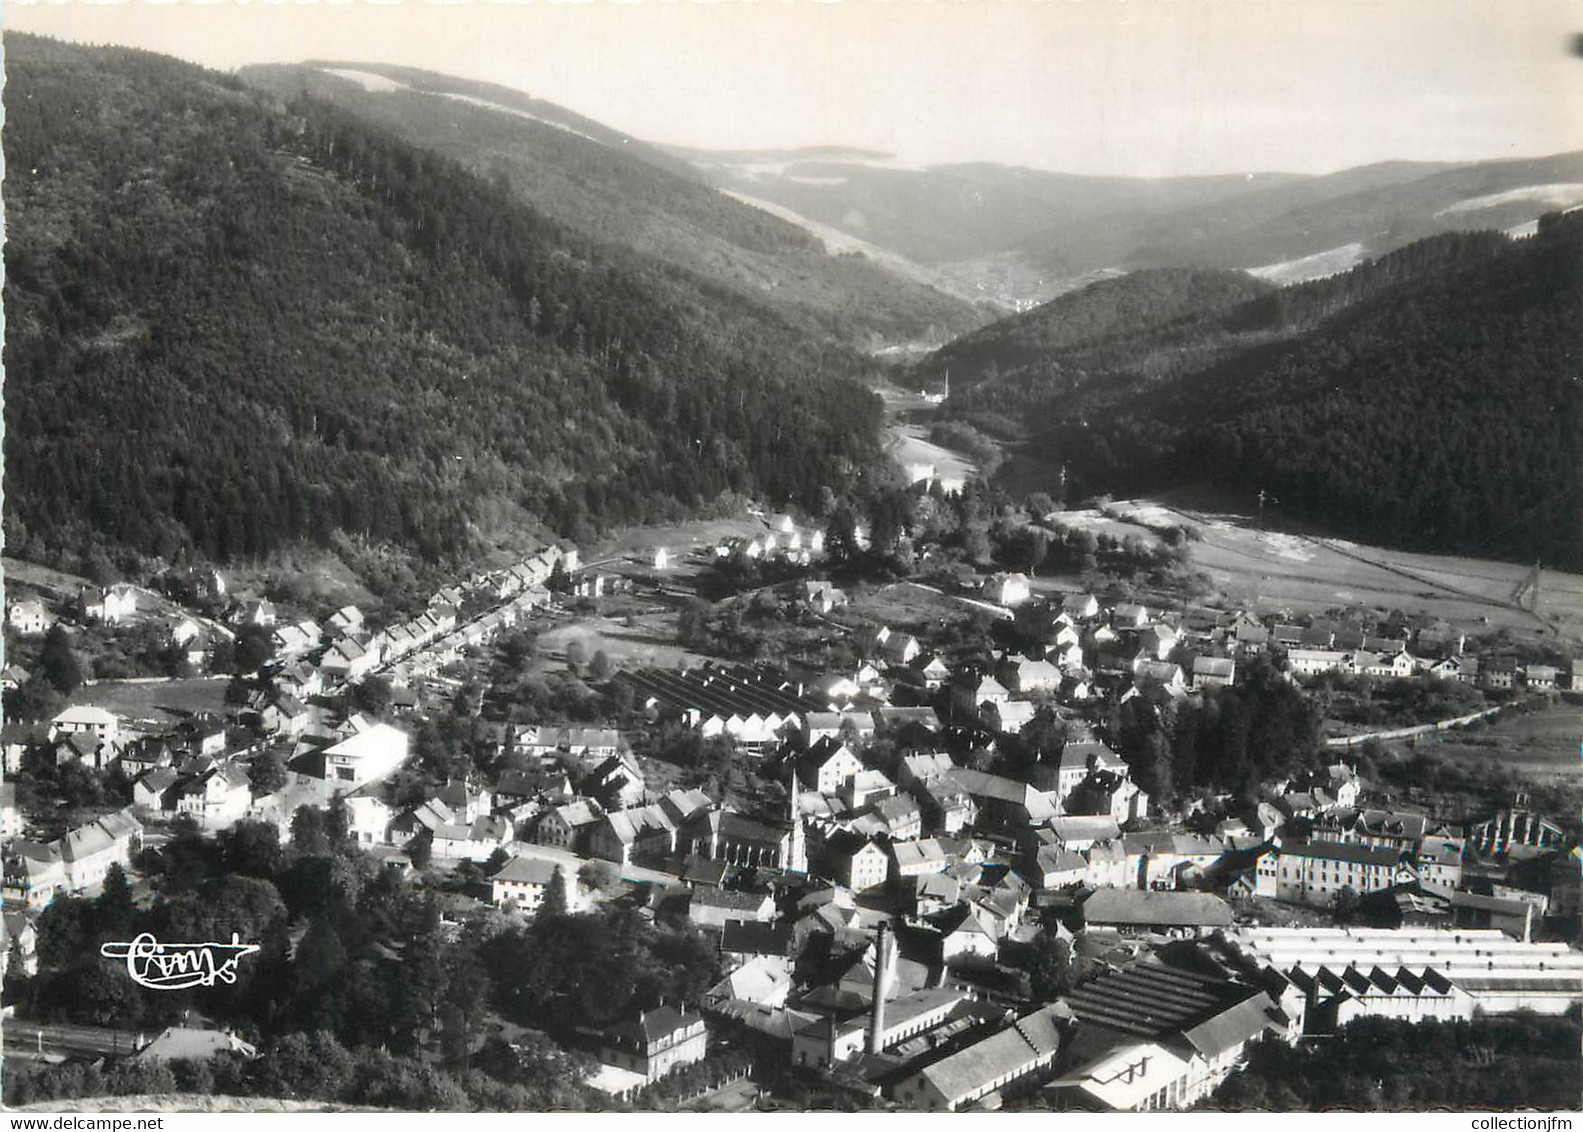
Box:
[2,22,1581,1120]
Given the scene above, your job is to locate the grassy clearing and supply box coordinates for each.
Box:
[1422,698,1583,786]
[533,613,711,675]
[844,581,967,630]
[885,423,979,488]
[2,556,95,602]
[1042,499,1583,644]
[71,677,230,727]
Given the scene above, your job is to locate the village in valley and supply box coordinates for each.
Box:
[3,463,1580,1112]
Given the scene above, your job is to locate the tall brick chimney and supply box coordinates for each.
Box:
[867,922,896,1056]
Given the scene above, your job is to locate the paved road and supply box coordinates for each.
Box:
[4,1020,145,1058]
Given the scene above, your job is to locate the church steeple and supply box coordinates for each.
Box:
[787,768,807,875]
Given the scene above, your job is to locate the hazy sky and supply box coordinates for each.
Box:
[5,0,1579,177]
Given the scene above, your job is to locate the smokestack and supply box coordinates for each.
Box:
[867,922,896,1056]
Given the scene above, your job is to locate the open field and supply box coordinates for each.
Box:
[70,677,230,729]
[533,612,711,675]
[845,580,980,629]
[1417,698,1583,787]
[885,423,978,491]
[1045,499,1582,644]
[2,556,96,602]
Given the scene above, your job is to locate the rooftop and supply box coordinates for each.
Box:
[1081,888,1233,929]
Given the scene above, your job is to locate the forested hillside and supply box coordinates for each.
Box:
[2,35,886,568]
[240,63,985,348]
[939,218,1583,569]
[909,268,1274,395]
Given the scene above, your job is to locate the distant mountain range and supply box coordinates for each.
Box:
[238,62,1583,319]
[674,145,1583,308]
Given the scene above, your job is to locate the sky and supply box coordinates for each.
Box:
[4,0,1579,177]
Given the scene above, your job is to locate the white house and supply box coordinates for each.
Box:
[319,723,410,798]
[1251,840,1417,908]
[8,601,50,636]
[988,573,1032,607]
[50,705,120,749]
[1061,593,1101,620]
[81,585,137,625]
[175,764,252,831]
[490,856,579,913]
[1007,657,1061,694]
[170,617,205,647]
[343,795,394,846]
[799,740,865,796]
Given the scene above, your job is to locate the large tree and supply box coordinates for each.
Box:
[38,625,84,693]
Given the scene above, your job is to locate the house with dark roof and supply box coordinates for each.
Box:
[1191,656,1235,689]
[679,804,805,873]
[535,799,604,853]
[1251,840,1416,908]
[798,738,866,795]
[1450,890,1537,941]
[821,830,890,891]
[681,854,730,888]
[720,919,794,962]
[1,841,66,909]
[599,1007,708,1082]
[489,856,564,912]
[688,886,776,929]
[942,767,1056,827]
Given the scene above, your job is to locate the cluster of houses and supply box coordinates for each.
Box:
[7,582,227,672]
[865,583,1583,705]
[0,807,143,910]
[3,701,416,896]
[713,515,829,568]
[5,542,581,700]
[277,543,577,687]
[5,530,1581,1109]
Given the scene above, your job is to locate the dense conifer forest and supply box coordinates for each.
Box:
[2,35,885,568]
[238,62,986,349]
[910,267,1275,394]
[928,220,1583,569]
